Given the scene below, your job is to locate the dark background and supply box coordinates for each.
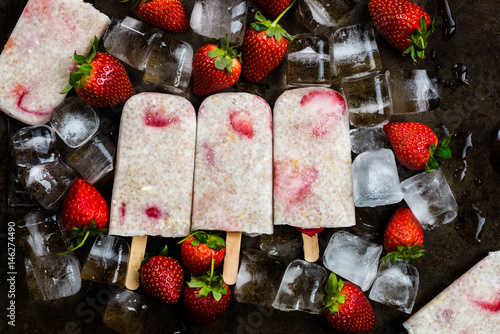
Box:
[1,0,499,333]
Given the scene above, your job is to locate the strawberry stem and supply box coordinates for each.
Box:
[57,230,90,255]
[271,0,296,26]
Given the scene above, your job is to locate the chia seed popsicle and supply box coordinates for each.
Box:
[273,87,355,229]
[0,0,110,125]
[403,250,500,334]
[191,92,273,284]
[109,92,196,289]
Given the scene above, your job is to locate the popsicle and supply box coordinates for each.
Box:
[273,87,355,261]
[109,92,196,289]
[0,0,110,125]
[403,250,500,334]
[191,92,273,284]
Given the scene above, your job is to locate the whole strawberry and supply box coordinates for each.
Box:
[369,0,434,61]
[254,0,294,18]
[322,273,375,333]
[241,1,295,83]
[59,177,109,254]
[62,37,135,108]
[141,246,184,304]
[179,231,226,276]
[192,36,242,96]
[383,122,451,172]
[127,0,188,32]
[382,207,426,264]
[183,260,231,325]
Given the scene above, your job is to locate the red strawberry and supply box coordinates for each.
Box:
[383,122,451,172]
[369,0,434,61]
[382,207,426,264]
[141,246,184,304]
[322,273,375,333]
[241,2,295,83]
[128,0,188,33]
[230,110,254,139]
[183,260,231,325]
[254,0,293,18]
[179,231,226,276]
[62,37,134,108]
[59,177,109,254]
[192,37,242,96]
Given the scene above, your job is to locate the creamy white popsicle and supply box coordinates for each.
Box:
[403,250,500,334]
[273,87,355,229]
[0,0,110,125]
[191,92,273,235]
[109,93,196,238]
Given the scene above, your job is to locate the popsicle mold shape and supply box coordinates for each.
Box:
[191,92,273,235]
[403,250,500,333]
[0,0,110,125]
[273,87,355,229]
[109,93,196,238]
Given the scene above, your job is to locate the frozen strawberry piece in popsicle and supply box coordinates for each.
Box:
[109,92,196,238]
[0,0,110,125]
[273,87,355,229]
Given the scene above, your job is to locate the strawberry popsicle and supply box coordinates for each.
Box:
[273,87,355,229]
[403,250,500,334]
[109,93,196,288]
[191,92,273,284]
[0,0,110,125]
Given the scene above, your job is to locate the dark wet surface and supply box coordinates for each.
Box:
[1,0,499,333]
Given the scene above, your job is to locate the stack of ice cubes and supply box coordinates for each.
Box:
[330,24,392,128]
[19,211,81,301]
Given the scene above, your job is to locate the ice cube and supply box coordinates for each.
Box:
[390,69,442,114]
[143,37,194,96]
[323,231,382,291]
[103,16,163,70]
[18,158,78,209]
[350,126,389,154]
[81,235,130,286]
[235,249,288,307]
[11,124,58,167]
[368,259,419,314]
[17,210,71,257]
[286,34,331,87]
[272,259,328,313]
[332,24,383,78]
[103,288,151,334]
[68,132,116,185]
[49,97,100,148]
[24,254,81,301]
[352,148,403,207]
[342,71,393,128]
[401,169,458,230]
[260,234,303,262]
[190,0,248,45]
[296,0,356,34]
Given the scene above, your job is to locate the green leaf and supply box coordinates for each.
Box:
[60,84,74,94]
[266,27,276,38]
[435,146,452,159]
[191,240,201,246]
[251,22,269,31]
[208,49,225,59]
[212,291,222,301]
[274,29,282,42]
[79,64,93,76]
[188,280,206,288]
[69,72,84,87]
[441,135,452,147]
[72,54,87,65]
[158,245,169,257]
[225,55,233,73]
[254,11,268,22]
[214,54,228,71]
[131,0,141,10]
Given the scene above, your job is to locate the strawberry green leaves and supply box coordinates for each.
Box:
[250,0,296,44]
[58,219,108,255]
[61,37,99,94]
[425,135,452,173]
[381,245,426,265]
[404,16,435,62]
[187,258,228,301]
[322,273,346,314]
[207,36,241,74]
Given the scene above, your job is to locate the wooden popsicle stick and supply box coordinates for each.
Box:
[125,235,148,290]
[302,233,319,263]
[222,232,242,285]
